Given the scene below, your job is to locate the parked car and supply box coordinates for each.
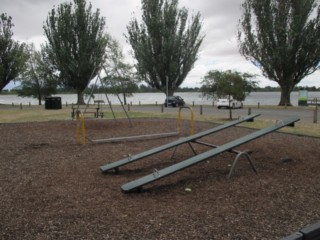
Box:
[164,96,185,107]
[217,97,242,109]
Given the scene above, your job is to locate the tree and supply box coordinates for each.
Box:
[127,0,204,96]
[43,0,108,104]
[16,45,57,105]
[201,70,257,100]
[0,13,27,91]
[102,38,138,105]
[238,0,320,106]
[201,70,257,119]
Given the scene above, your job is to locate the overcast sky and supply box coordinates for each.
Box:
[2,0,320,87]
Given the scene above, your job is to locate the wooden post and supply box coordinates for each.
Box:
[258,102,260,108]
[128,104,130,111]
[20,103,22,110]
[200,105,203,115]
[161,104,164,113]
[248,107,251,115]
[314,109,318,124]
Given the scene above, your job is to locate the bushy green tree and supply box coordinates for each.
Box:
[238,0,320,106]
[0,13,27,91]
[43,0,108,104]
[16,44,57,105]
[201,70,257,101]
[201,70,257,119]
[127,0,204,96]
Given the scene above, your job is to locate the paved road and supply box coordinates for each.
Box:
[123,105,319,124]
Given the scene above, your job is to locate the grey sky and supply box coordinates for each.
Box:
[2,0,320,87]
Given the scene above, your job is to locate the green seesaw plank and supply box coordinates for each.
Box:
[121,117,299,193]
[100,113,260,173]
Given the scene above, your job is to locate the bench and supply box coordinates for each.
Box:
[94,100,105,104]
[71,107,104,119]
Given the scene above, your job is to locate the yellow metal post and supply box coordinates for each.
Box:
[76,111,86,145]
[178,106,194,136]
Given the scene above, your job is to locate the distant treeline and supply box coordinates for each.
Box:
[1,84,319,95]
[256,86,320,92]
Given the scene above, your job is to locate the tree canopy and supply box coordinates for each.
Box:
[238,0,320,106]
[16,44,57,105]
[102,38,138,105]
[43,0,108,104]
[127,0,204,96]
[201,70,257,101]
[0,13,27,91]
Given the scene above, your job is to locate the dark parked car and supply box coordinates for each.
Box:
[164,96,185,107]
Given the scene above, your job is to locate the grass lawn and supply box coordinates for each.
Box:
[0,104,319,138]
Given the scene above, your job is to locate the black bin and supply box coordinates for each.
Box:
[45,97,62,110]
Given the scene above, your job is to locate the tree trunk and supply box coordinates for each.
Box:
[37,92,42,106]
[278,85,292,106]
[168,89,174,97]
[122,92,127,105]
[77,91,85,105]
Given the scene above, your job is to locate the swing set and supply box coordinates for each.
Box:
[75,106,195,145]
[72,65,132,124]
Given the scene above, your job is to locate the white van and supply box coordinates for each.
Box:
[216,97,242,109]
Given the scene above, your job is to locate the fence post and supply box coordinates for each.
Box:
[248,107,251,115]
[161,104,164,113]
[314,109,318,124]
[20,103,23,110]
[200,105,203,115]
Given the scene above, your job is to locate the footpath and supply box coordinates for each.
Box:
[125,105,319,124]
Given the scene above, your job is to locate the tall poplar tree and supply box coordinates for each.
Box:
[127,0,204,96]
[43,0,108,104]
[238,0,320,106]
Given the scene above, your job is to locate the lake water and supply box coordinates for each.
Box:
[1,91,320,106]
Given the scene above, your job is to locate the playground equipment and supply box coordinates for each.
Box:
[87,132,179,144]
[75,112,86,145]
[100,115,299,193]
[121,117,299,192]
[178,106,194,136]
[100,113,260,173]
[72,65,132,125]
[76,105,195,145]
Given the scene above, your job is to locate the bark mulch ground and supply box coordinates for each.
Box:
[0,118,320,240]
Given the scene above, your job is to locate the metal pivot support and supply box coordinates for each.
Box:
[170,141,198,160]
[227,151,257,179]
